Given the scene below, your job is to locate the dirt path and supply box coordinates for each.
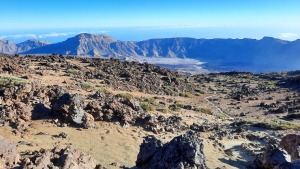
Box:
[205,95,234,120]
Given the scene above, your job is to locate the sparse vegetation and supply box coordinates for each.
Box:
[194,88,205,94]
[169,101,184,111]
[163,86,179,96]
[193,107,212,115]
[0,74,30,90]
[81,82,93,91]
[238,119,300,130]
[252,119,300,130]
[140,101,155,112]
[156,105,170,113]
[183,92,195,98]
[98,86,109,93]
[67,68,79,75]
[116,93,134,100]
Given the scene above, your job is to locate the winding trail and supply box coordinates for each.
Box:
[205,95,235,120]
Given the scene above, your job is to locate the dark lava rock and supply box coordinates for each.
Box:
[279,134,300,161]
[190,123,219,132]
[248,145,291,169]
[51,93,85,125]
[58,132,68,139]
[136,131,207,169]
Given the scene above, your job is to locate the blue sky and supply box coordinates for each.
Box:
[1,0,300,43]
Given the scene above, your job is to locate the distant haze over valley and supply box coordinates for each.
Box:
[1,33,300,73]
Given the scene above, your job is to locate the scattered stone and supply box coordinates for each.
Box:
[22,145,98,169]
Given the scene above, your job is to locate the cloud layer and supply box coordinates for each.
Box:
[279,33,298,39]
[0,30,108,40]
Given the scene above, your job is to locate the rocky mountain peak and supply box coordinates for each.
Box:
[74,33,116,43]
[22,39,51,44]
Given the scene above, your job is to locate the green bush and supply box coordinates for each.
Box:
[183,92,195,98]
[67,68,79,75]
[156,105,170,113]
[193,107,212,115]
[98,86,108,93]
[195,88,205,94]
[169,101,184,111]
[163,86,179,96]
[140,102,155,112]
[144,97,155,104]
[81,82,93,91]
[200,108,212,115]
[0,75,30,89]
[117,93,134,100]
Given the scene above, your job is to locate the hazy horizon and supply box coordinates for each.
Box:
[1,27,300,44]
[1,0,300,43]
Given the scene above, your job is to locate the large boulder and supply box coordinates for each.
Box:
[51,93,85,125]
[22,145,98,169]
[260,146,291,169]
[279,134,300,161]
[248,145,291,169]
[136,136,163,166]
[136,131,207,169]
[0,136,20,168]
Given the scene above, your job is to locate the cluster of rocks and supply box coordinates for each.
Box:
[0,134,106,169]
[283,74,300,86]
[0,79,185,134]
[0,56,32,75]
[21,145,99,169]
[0,131,208,169]
[136,131,207,169]
[229,84,259,101]
[258,93,300,117]
[0,55,200,96]
[0,83,63,134]
[85,91,186,133]
[83,57,198,95]
[248,134,300,169]
[190,122,220,132]
[143,115,186,134]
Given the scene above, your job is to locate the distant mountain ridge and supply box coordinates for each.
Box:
[1,33,300,72]
[0,39,51,54]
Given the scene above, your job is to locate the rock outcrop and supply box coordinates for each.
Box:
[279,134,300,161]
[51,93,86,125]
[136,131,207,169]
[249,134,300,169]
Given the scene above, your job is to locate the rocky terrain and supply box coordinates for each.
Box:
[1,53,300,168]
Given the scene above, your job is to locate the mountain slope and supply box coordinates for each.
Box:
[0,40,18,54]
[0,39,51,54]
[23,33,118,56]
[17,33,300,71]
[17,39,51,53]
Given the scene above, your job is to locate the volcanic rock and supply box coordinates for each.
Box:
[22,145,98,169]
[136,131,207,169]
